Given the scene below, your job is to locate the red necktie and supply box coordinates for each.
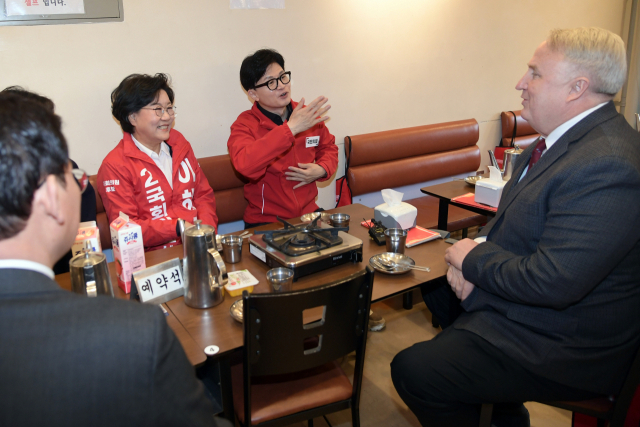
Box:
[528,138,547,170]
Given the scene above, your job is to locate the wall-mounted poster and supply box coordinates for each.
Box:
[230,0,284,9]
[5,0,85,16]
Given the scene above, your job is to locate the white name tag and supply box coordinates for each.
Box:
[133,258,185,304]
[306,136,320,148]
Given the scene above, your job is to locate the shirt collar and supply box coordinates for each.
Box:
[256,102,293,126]
[544,102,608,151]
[0,259,54,279]
[132,135,171,159]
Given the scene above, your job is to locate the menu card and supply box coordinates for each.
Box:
[406,226,441,247]
[451,193,498,212]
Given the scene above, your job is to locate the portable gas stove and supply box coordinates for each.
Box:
[248,217,363,281]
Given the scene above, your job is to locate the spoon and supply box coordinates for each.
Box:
[378,258,431,272]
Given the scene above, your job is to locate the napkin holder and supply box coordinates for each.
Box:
[374,202,417,230]
[475,166,507,208]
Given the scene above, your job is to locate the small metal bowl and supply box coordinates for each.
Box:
[300,212,321,223]
[330,213,350,228]
[230,299,243,323]
[464,175,483,186]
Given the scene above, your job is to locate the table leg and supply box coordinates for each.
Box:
[403,292,413,310]
[438,199,449,231]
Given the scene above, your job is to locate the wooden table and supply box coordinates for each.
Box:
[420,180,496,230]
[166,203,449,358]
[54,261,207,366]
[57,203,450,421]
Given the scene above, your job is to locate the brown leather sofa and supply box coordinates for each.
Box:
[89,154,248,250]
[345,119,487,232]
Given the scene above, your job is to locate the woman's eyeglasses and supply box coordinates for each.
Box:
[141,106,177,117]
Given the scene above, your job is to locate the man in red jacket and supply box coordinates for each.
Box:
[98,74,218,252]
[228,49,338,229]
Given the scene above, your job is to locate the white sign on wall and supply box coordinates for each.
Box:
[230,0,284,9]
[5,0,85,16]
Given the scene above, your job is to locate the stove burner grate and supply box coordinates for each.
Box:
[255,216,349,256]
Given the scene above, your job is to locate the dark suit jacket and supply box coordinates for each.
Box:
[0,268,216,427]
[458,102,640,395]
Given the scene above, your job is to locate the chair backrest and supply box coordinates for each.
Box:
[242,267,374,377]
[500,110,540,149]
[345,119,481,197]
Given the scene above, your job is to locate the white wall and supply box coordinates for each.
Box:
[0,0,626,209]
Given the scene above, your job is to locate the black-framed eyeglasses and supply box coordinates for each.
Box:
[141,106,177,117]
[72,168,89,194]
[254,71,291,91]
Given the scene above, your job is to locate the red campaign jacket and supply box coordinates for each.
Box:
[97,129,218,251]
[227,101,338,224]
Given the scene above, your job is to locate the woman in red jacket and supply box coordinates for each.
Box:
[98,74,218,251]
[228,49,338,228]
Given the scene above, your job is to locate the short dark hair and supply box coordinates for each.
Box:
[239,49,285,91]
[1,86,55,112]
[111,73,175,134]
[0,93,68,240]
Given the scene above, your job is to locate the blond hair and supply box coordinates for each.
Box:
[548,27,627,96]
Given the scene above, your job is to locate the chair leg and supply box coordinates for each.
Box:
[479,404,493,427]
[462,228,468,239]
[351,405,361,427]
[308,419,313,427]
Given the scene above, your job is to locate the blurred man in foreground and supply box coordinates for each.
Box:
[392,27,640,427]
[0,93,221,427]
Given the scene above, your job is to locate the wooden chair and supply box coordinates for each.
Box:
[479,344,640,427]
[231,267,374,427]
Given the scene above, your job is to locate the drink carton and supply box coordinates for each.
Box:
[110,212,146,293]
[72,221,102,257]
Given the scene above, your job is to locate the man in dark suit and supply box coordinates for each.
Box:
[0,93,221,426]
[392,27,640,427]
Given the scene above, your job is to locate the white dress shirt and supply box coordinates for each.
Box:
[132,136,173,189]
[0,259,54,279]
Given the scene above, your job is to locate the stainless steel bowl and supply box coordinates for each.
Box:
[300,212,321,223]
[230,299,243,323]
[464,175,483,186]
[369,252,416,275]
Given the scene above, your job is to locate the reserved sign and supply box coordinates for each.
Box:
[132,258,184,305]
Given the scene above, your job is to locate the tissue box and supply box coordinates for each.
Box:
[374,202,417,229]
[475,178,507,208]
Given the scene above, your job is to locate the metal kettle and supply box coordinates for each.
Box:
[69,242,114,297]
[488,145,524,181]
[182,220,227,309]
